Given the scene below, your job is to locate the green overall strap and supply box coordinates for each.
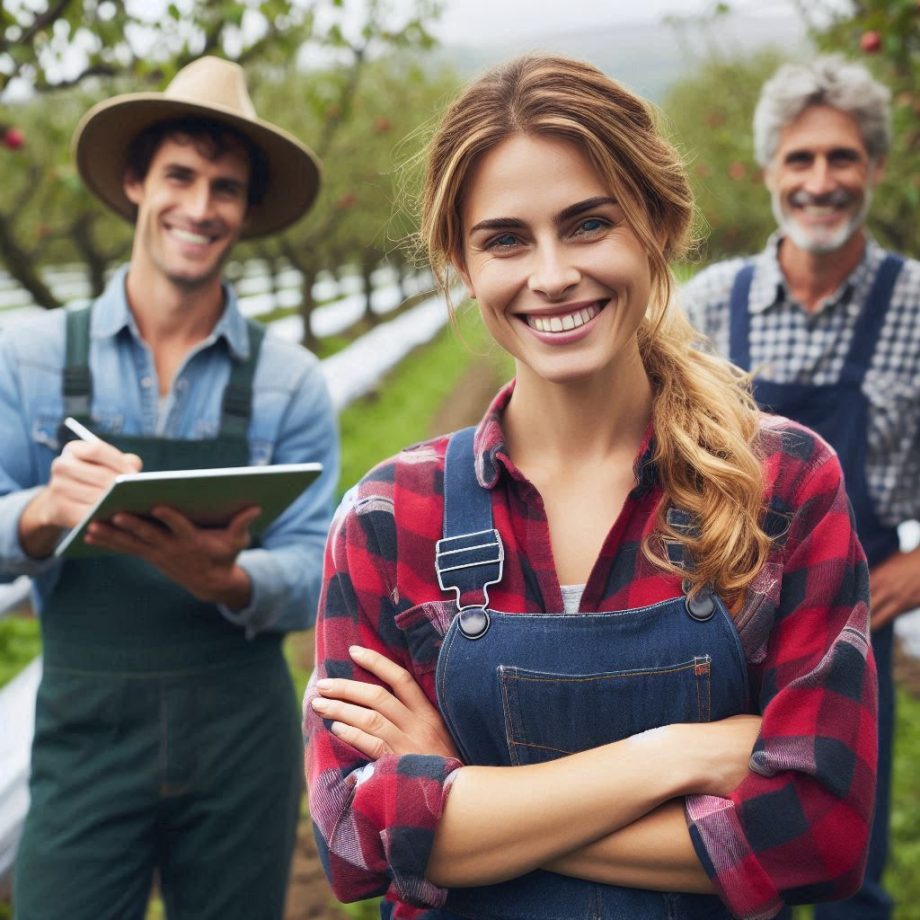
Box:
[63,305,93,421]
[219,319,265,439]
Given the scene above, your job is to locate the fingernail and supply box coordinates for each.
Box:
[330,721,345,736]
[311,697,329,711]
[315,679,331,690]
[349,645,365,658]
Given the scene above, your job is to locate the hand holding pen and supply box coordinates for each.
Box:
[18,418,142,558]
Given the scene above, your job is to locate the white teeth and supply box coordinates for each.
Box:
[171,228,211,244]
[526,302,601,334]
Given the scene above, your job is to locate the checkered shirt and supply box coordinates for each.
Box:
[682,234,920,528]
[305,384,875,919]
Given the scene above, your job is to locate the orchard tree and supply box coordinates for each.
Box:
[664,51,785,263]
[0,0,441,309]
[252,41,456,351]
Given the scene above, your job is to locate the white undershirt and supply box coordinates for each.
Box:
[560,583,586,615]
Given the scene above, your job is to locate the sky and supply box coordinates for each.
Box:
[431,0,796,45]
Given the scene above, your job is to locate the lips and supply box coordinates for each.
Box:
[526,301,602,333]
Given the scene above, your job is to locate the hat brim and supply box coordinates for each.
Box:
[72,95,321,239]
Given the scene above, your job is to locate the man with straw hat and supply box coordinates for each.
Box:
[0,56,339,918]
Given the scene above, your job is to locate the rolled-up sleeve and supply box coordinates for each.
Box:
[305,484,462,907]
[686,437,876,918]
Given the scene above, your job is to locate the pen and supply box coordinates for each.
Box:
[63,416,102,443]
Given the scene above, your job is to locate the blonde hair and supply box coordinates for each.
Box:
[421,54,771,604]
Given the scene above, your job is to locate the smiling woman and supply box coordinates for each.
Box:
[304,53,877,920]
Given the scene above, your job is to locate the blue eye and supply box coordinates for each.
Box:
[487,233,520,249]
[579,218,606,233]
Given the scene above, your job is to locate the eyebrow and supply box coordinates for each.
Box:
[468,196,618,235]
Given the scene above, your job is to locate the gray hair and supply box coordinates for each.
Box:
[753,56,891,167]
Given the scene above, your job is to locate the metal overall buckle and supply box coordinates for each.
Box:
[436,528,504,639]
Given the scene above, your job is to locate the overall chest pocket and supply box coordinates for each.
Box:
[500,656,711,766]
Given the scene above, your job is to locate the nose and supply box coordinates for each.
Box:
[802,156,834,196]
[184,180,215,222]
[527,243,580,300]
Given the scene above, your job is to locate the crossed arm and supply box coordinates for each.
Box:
[311,644,760,891]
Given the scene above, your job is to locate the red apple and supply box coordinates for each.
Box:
[860,30,882,53]
[2,127,24,150]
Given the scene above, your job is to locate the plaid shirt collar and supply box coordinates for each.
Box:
[750,232,884,318]
[472,380,659,497]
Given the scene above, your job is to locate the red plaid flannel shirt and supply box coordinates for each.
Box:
[305,383,876,919]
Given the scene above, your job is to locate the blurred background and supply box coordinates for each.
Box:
[1,0,918,917]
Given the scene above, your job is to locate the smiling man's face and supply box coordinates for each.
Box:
[766,104,881,255]
[124,134,250,293]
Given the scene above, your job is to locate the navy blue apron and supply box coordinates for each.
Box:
[729,258,902,920]
[385,427,749,919]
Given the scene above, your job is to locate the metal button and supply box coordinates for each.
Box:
[459,607,490,639]
[686,591,715,622]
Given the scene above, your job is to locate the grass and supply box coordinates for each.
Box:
[336,302,506,494]
[0,614,41,685]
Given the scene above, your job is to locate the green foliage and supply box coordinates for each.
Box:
[0,613,40,686]
[886,683,920,912]
[803,0,920,257]
[338,303,504,494]
[663,50,785,264]
[0,1,449,313]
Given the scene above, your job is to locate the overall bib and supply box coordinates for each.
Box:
[730,258,902,920]
[14,307,302,920]
[391,427,750,919]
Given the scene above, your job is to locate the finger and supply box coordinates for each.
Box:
[64,440,142,475]
[315,678,409,727]
[108,513,173,546]
[52,452,122,491]
[227,505,262,538]
[349,645,436,712]
[149,505,197,536]
[84,522,149,555]
[328,721,392,761]
[312,696,400,746]
[871,601,898,631]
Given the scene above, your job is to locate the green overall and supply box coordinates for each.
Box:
[14,307,302,920]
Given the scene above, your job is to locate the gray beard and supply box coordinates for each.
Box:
[771,187,873,255]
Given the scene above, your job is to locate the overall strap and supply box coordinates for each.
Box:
[727,262,756,371]
[436,426,504,631]
[840,253,904,384]
[219,319,265,439]
[63,305,93,420]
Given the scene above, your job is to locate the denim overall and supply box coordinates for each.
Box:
[414,427,749,919]
[730,257,903,920]
[14,307,302,920]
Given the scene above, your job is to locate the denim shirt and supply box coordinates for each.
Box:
[0,265,339,635]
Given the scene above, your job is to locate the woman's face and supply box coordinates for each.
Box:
[458,133,653,387]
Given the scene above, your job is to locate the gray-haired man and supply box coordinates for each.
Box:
[684,56,920,920]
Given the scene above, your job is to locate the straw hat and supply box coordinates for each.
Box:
[72,56,321,239]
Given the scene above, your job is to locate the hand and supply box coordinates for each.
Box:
[19,440,142,558]
[312,645,459,761]
[870,547,920,630]
[668,714,762,798]
[84,504,260,607]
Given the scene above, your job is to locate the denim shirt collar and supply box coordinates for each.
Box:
[89,264,250,360]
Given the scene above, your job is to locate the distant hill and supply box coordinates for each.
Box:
[435,10,809,103]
